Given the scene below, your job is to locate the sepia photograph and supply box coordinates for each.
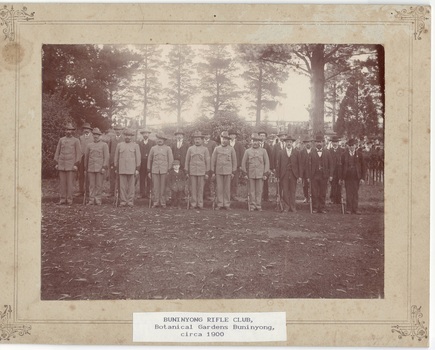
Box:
[41,43,384,301]
[0,3,429,347]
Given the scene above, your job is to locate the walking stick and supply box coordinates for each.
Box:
[148,175,153,208]
[340,183,346,214]
[309,182,313,214]
[246,175,251,211]
[186,177,191,210]
[113,169,119,207]
[211,176,216,210]
[82,161,88,205]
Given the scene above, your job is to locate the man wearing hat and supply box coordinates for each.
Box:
[114,129,141,207]
[211,131,237,210]
[257,131,273,202]
[77,122,93,197]
[109,125,125,197]
[203,130,217,200]
[54,123,82,205]
[329,135,344,204]
[308,134,333,213]
[84,128,109,205]
[228,129,244,201]
[276,135,302,212]
[241,133,270,211]
[185,131,210,209]
[137,129,155,199]
[340,139,366,214]
[171,129,189,171]
[300,135,313,203]
[148,134,174,208]
[272,131,287,199]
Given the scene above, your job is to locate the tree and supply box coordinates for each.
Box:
[133,45,163,127]
[197,45,240,118]
[237,44,290,126]
[163,45,198,127]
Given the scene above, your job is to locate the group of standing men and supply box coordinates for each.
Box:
[54,123,366,214]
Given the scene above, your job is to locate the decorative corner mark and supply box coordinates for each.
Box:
[391,305,428,341]
[393,6,430,40]
[0,305,31,341]
[0,5,35,42]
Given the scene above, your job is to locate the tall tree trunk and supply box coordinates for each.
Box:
[214,67,220,118]
[310,44,325,135]
[255,65,263,126]
[177,53,182,127]
[143,52,148,127]
[332,81,336,130]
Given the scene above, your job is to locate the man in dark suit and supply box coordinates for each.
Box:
[272,131,287,172]
[299,135,313,203]
[308,134,333,213]
[258,131,273,202]
[340,139,366,214]
[276,135,302,212]
[228,129,245,200]
[329,135,344,204]
[171,129,189,171]
[137,129,155,198]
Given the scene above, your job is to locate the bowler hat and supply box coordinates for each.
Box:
[174,129,185,136]
[113,125,124,131]
[124,128,135,136]
[228,129,238,136]
[331,135,340,143]
[220,131,231,139]
[82,122,92,130]
[314,135,324,142]
[302,135,313,143]
[92,127,102,135]
[172,160,180,165]
[191,131,205,138]
[257,130,268,137]
[347,139,357,146]
[251,133,262,141]
[283,135,296,142]
[140,129,151,134]
[65,123,75,130]
[277,131,287,137]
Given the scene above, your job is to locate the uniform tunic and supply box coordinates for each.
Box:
[241,147,270,210]
[85,141,109,204]
[185,145,210,208]
[78,133,93,194]
[109,134,125,195]
[211,145,237,209]
[54,136,82,203]
[114,142,141,205]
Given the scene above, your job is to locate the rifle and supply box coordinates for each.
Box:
[211,176,216,210]
[340,183,346,214]
[82,158,88,205]
[309,182,313,214]
[246,177,251,211]
[186,177,191,210]
[148,175,152,208]
[275,178,284,212]
[113,167,119,207]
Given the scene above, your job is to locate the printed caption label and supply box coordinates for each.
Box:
[133,312,287,342]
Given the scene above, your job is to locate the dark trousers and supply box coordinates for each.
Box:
[171,190,184,207]
[311,173,328,211]
[330,176,342,204]
[282,173,297,211]
[139,159,151,197]
[345,170,360,212]
[303,177,309,199]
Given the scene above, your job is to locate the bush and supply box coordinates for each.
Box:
[42,92,73,178]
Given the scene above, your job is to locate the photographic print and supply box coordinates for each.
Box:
[0,3,430,347]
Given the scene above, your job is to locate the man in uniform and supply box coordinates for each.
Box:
[185,131,210,209]
[329,135,343,204]
[276,135,302,212]
[171,129,189,170]
[114,129,141,207]
[54,123,82,205]
[211,131,237,210]
[203,130,217,199]
[241,133,270,211]
[77,122,93,197]
[258,130,273,202]
[228,129,244,200]
[109,125,125,197]
[148,134,174,208]
[84,128,109,205]
[308,134,333,213]
[340,139,366,214]
[137,129,155,198]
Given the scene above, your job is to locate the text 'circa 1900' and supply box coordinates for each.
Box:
[133,312,287,342]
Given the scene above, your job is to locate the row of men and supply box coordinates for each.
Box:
[54,123,366,213]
